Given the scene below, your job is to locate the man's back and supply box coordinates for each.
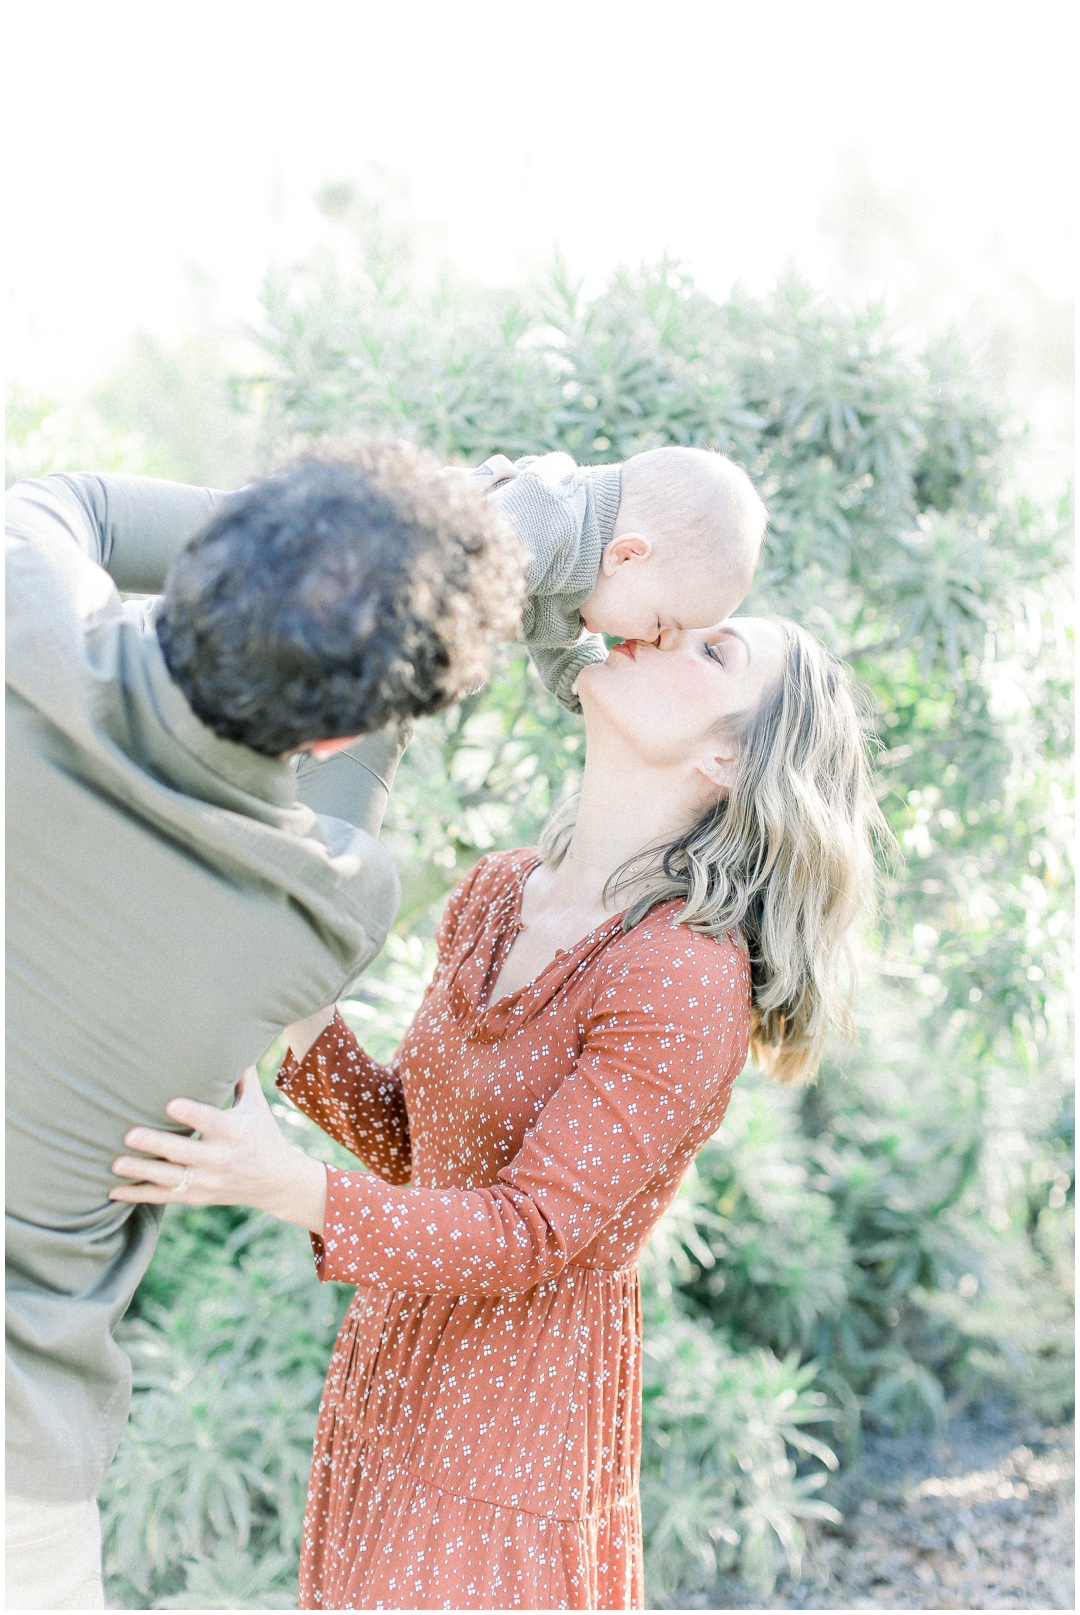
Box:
[5,476,399,1502]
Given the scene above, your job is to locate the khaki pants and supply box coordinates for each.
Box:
[5,1493,104,1609]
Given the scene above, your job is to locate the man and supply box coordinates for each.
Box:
[5,442,524,1609]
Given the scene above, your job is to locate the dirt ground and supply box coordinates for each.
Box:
[676,1401,1074,1611]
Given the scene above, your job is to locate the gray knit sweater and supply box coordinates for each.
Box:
[478,454,623,711]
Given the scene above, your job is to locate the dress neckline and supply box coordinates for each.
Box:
[481,850,630,1015]
[447,849,638,1043]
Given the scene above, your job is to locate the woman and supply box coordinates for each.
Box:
[111,617,884,1610]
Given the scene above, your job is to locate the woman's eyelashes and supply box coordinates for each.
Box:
[705,640,727,666]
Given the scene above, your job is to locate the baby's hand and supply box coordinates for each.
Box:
[471,454,519,487]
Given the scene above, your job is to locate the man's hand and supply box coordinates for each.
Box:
[109,1068,328,1235]
[470,454,519,487]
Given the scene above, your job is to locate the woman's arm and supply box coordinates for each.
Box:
[276,1010,411,1185]
[312,936,748,1291]
[111,933,749,1289]
[107,1014,413,1221]
[270,858,495,1177]
[283,1005,337,1064]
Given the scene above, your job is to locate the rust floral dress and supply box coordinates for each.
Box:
[277,849,749,1611]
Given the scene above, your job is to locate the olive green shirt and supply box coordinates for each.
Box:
[5,474,402,1502]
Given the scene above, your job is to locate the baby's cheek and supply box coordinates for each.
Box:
[618,570,670,635]
[593,577,657,639]
[672,580,738,631]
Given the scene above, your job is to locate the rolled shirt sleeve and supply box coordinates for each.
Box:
[6,472,231,594]
[293,724,412,841]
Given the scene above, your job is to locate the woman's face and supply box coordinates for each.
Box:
[577,618,786,777]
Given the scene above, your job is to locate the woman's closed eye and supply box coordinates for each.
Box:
[705,640,727,666]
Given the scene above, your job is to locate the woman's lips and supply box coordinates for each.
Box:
[612,640,636,660]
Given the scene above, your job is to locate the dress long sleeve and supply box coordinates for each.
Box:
[308,927,747,1294]
[273,860,488,1181]
[277,1014,411,1185]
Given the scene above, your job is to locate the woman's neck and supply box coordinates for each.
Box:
[491,744,701,1004]
[546,750,699,915]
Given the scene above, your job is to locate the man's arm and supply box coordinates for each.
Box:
[294,724,412,838]
[7,473,408,841]
[5,473,233,595]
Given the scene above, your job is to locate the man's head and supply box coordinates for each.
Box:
[580,446,767,642]
[156,440,525,757]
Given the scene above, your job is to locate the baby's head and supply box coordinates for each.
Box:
[581,447,766,642]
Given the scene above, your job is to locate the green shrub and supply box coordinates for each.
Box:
[87,191,1071,1606]
[639,1299,840,1602]
[679,1084,852,1358]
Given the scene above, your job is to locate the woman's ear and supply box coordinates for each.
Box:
[694,746,739,794]
[600,532,653,575]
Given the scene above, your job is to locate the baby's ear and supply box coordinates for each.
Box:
[601,533,653,573]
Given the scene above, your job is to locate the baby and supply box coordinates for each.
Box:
[473,446,768,710]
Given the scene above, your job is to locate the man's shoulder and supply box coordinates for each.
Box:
[307,813,402,919]
[5,532,129,770]
[6,516,119,637]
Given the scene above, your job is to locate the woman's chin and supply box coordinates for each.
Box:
[574,659,617,703]
[575,660,634,728]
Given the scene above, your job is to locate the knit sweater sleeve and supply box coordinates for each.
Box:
[526,639,610,713]
[485,455,622,712]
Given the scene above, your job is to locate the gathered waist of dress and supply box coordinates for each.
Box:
[567,1258,640,1277]
[326,1267,644,1523]
[349,1262,641,1304]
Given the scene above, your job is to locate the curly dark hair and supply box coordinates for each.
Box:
[156,440,525,756]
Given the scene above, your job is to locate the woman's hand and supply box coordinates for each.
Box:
[109,1067,328,1235]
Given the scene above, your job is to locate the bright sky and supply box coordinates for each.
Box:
[6,0,1075,394]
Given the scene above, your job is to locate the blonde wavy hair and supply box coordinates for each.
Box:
[540,619,891,1086]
